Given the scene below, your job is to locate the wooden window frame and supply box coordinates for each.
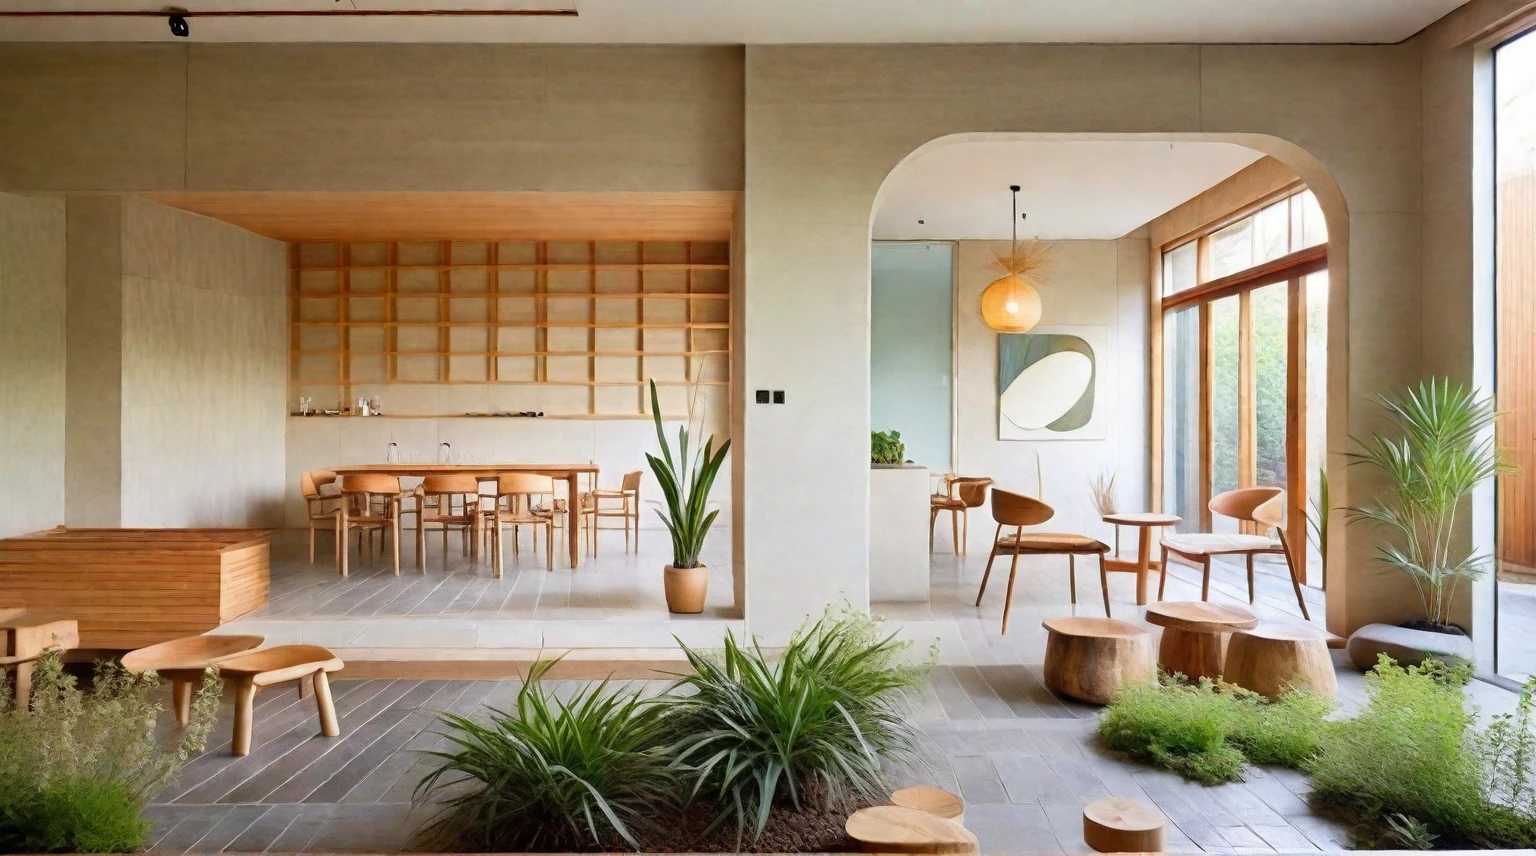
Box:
[1153,190,1325,586]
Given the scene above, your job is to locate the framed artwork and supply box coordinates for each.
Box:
[997,325,1109,441]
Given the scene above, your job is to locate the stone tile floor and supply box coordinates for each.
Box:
[141,534,1524,853]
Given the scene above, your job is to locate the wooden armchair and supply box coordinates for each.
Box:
[930,476,993,556]
[300,469,340,565]
[484,473,557,576]
[337,474,408,578]
[1158,486,1310,619]
[585,470,642,555]
[974,489,1112,632]
[415,474,481,571]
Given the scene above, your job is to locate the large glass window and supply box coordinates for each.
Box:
[871,242,954,471]
[1158,188,1327,587]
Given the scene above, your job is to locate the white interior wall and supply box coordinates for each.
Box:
[944,238,1151,554]
[0,191,66,538]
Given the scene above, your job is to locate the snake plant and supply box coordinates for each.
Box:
[646,379,730,569]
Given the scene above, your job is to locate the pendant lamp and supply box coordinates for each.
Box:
[980,185,1052,333]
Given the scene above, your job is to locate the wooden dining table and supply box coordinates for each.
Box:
[329,463,600,569]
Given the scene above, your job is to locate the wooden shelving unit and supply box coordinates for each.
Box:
[290,239,731,418]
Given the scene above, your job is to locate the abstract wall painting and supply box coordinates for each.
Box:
[997,325,1108,441]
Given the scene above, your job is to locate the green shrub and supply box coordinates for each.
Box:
[1098,675,1329,785]
[871,430,905,465]
[1310,655,1536,848]
[669,609,930,840]
[0,650,220,853]
[413,658,679,852]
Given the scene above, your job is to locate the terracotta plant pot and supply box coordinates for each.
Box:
[664,564,708,614]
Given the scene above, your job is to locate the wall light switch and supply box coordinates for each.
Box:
[755,389,770,404]
[773,390,785,404]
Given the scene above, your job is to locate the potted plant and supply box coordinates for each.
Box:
[1346,379,1515,668]
[871,430,906,466]
[645,379,731,614]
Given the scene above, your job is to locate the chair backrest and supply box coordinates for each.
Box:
[954,477,993,509]
[340,474,400,496]
[621,470,643,492]
[421,474,479,495]
[497,473,555,496]
[990,488,1055,527]
[300,469,337,499]
[1209,487,1285,527]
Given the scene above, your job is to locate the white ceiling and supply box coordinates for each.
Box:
[0,0,1469,44]
[873,140,1266,241]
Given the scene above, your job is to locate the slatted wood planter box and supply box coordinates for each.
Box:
[0,527,276,650]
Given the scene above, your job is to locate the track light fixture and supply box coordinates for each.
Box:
[167,9,189,37]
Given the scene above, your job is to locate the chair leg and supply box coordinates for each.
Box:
[1246,554,1256,603]
[975,524,1003,606]
[492,521,503,579]
[951,509,960,557]
[1001,548,1024,635]
[1099,553,1112,618]
[1200,558,1212,601]
[546,524,554,572]
[929,508,939,553]
[308,521,316,564]
[391,517,401,577]
[314,671,340,738]
[417,517,427,573]
[230,677,257,757]
[13,662,34,712]
[961,510,969,556]
[625,499,632,554]
[1276,534,1312,621]
[1068,554,1077,605]
[1158,546,1169,600]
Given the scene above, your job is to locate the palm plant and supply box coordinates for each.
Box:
[646,378,730,569]
[1305,468,1330,582]
[413,658,679,852]
[1348,379,1514,628]
[667,609,929,842]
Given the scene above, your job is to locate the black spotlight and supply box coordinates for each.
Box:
[167,12,189,37]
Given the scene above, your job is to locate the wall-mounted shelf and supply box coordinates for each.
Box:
[289,239,732,418]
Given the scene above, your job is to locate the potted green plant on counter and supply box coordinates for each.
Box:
[871,430,906,466]
[1346,379,1515,668]
[646,379,731,614]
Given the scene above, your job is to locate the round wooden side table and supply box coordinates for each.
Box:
[1102,512,1181,605]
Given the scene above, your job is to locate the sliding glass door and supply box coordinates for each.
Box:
[1158,189,1328,586]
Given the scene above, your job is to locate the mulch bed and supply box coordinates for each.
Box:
[635,799,863,853]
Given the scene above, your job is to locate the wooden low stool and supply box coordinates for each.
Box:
[213,644,345,757]
[0,608,79,709]
[1042,617,1154,705]
[846,805,978,855]
[121,634,265,727]
[1144,601,1257,681]
[891,785,965,826]
[1223,622,1337,701]
[1083,797,1165,853]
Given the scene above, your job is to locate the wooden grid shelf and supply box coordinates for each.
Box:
[289,239,732,418]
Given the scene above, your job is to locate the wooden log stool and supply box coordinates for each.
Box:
[1144,601,1257,681]
[121,634,265,727]
[1083,797,1165,853]
[0,608,79,710]
[213,644,345,756]
[1042,617,1154,705]
[846,805,978,855]
[1223,622,1337,700]
[891,785,965,826]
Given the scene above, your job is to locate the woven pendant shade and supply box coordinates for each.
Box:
[980,185,1052,333]
[980,273,1043,333]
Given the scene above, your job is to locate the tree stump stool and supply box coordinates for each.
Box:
[121,634,266,727]
[1224,622,1337,700]
[1042,617,1154,705]
[1083,797,1165,853]
[213,644,345,756]
[846,805,979,855]
[1144,601,1257,681]
[891,785,965,826]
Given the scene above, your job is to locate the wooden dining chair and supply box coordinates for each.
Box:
[1158,486,1310,619]
[337,474,407,578]
[974,488,1113,633]
[586,470,642,555]
[484,473,556,576]
[930,475,993,556]
[415,474,481,571]
[300,470,341,565]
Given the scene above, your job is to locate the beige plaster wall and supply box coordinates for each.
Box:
[744,43,1421,641]
[0,44,744,193]
[118,197,288,527]
[64,197,124,526]
[949,239,1150,555]
[0,192,66,538]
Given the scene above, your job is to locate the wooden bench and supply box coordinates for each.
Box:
[0,528,274,649]
[120,634,265,726]
[1042,617,1154,704]
[0,608,78,708]
[1145,601,1257,680]
[214,644,344,757]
